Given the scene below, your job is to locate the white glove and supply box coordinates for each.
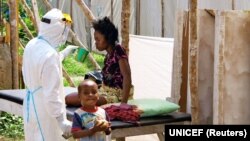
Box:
[60,45,79,61]
[56,114,72,138]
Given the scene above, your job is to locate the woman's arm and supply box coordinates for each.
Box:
[119,58,132,103]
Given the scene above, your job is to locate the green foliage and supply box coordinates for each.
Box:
[0,112,24,139]
[63,50,104,76]
[63,52,105,86]
[18,7,37,45]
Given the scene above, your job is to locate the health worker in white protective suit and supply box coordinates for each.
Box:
[22,8,78,141]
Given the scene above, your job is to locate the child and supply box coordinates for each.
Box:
[71,79,111,141]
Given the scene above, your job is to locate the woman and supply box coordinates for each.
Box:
[66,17,133,106]
[93,16,133,105]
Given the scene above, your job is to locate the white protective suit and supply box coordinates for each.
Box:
[22,8,76,141]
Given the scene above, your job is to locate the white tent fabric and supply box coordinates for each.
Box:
[47,0,250,46]
[140,0,162,37]
[129,35,174,100]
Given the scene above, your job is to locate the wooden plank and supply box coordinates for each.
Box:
[197,10,215,124]
[213,10,223,124]
[214,11,250,124]
[188,0,200,124]
[171,11,187,106]
[179,12,189,113]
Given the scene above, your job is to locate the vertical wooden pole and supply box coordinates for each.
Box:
[42,0,53,9]
[232,0,235,10]
[70,0,73,18]
[161,0,164,37]
[31,0,40,32]
[20,0,38,32]
[121,0,130,55]
[56,0,59,8]
[75,0,96,23]
[9,0,19,89]
[19,15,34,39]
[189,0,199,124]
[111,0,114,22]
[70,0,73,32]
[30,0,40,31]
[179,13,189,113]
[135,0,140,35]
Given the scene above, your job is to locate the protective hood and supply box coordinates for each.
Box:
[38,8,70,48]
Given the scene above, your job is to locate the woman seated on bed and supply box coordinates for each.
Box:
[66,16,134,107]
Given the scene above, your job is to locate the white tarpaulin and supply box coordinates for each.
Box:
[46,0,250,46]
[129,35,174,100]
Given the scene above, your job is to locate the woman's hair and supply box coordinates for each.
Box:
[92,16,119,47]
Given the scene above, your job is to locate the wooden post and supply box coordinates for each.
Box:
[42,0,53,9]
[135,0,140,35]
[20,0,38,31]
[75,0,96,23]
[30,0,40,31]
[18,53,24,88]
[62,69,75,87]
[121,0,130,55]
[111,0,114,22]
[9,0,19,89]
[161,0,164,37]
[180,12,189,113]
[70,0,73,20]
[232,0,235,10]
[189,0,199,124]
[4,19,10,43]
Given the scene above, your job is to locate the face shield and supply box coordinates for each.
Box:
[39,9,72,48]
[60,14,72,45]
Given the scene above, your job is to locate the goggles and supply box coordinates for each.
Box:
[62,13,72,24]
[41,13,72,25]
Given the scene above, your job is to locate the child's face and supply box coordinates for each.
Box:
[79,81,99,107]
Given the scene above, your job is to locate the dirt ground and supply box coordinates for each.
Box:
[0,136,24,141]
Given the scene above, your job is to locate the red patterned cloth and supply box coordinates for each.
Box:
[104,103,142,124]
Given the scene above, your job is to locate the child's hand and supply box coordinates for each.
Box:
[92,120,109,132]
[105,123,111,135]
